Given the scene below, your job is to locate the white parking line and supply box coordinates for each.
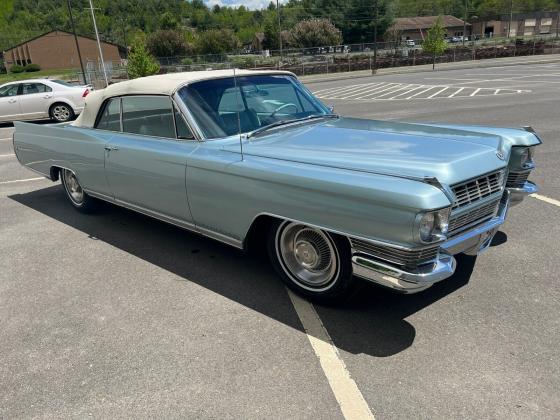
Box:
[470,88,482,97]
[0,177,46,185]
[0,154,15,157]
[287,289,375,420]
[448,87,465,98]
[531,193,560,207]
[427,86,449,99]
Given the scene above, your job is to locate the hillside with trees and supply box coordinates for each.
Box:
[0,0,558,57]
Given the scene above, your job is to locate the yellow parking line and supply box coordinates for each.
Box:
[287,289,375,420]
[531,193,560,207]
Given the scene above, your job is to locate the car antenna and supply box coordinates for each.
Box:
[233,68,244,161]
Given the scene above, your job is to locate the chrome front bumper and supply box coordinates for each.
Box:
[352,186,533,294]
[508,180,538,206]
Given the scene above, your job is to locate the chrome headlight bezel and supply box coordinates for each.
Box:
[414,207,452,244]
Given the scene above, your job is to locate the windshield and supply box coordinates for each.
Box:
[177,75,330,139]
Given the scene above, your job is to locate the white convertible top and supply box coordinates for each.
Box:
[72,69,295,128]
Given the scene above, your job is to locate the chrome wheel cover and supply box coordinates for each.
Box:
[53,105,71,121]
[276,222,339,291]
[63,169,84,205]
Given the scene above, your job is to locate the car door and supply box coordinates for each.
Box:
[104,95,197,224]
[0,84,22,122]
[18,82,53,119]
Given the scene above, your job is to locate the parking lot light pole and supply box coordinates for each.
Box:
[66,0,87,85]
[88,0,108,87]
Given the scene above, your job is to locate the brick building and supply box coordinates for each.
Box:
[2,30,124,71]
[471,12,560,38]
[387,15,470,42]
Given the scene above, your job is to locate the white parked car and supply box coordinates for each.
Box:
[0,79,90,123]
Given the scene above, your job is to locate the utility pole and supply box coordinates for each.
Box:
[556,10,559,39]
[507,0,514,38]
[66,0,87,85]
[87,0,108,87]
[276,0,283,63]
[372,0,378,74]
[463,0,467,45]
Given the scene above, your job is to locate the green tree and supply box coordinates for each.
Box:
[422,16,447,69]
[146,30,191,58]
[126,40,159,79]
[194,29,240,58]
[288,18,342,48]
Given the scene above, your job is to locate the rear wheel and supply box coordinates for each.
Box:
[267,220,353,302]
[61,168,97,213]
[50,103,74,122]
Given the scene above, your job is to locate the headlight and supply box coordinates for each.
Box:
[519,146,535,168]
[417,207,451,243]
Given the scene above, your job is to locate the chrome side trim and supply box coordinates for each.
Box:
[83,188,244,249]
[246,212,437,252]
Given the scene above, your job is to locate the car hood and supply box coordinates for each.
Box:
[225,117,509,186]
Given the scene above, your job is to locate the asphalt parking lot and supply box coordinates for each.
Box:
[1,61,559,419]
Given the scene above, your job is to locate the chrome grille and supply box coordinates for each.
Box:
[448,199,500,234]
[506,171,530,188]
[351,239,439,269]
[451,170,504,209]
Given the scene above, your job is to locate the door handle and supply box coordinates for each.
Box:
[43,95,52,99]
[8,99,17,103]
[104,146,119,151]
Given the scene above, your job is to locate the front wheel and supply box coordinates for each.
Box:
[267,220,354,302]
[61,169,97,213]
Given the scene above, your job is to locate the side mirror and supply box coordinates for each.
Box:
[328,105,335,113]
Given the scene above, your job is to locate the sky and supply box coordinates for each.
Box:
[204,0,288,10]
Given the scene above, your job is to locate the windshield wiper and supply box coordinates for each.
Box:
[247,113,338,138]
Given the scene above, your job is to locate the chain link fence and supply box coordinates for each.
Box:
[75,35,560,87]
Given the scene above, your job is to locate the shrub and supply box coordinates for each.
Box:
[288,19,342,49]
[146,30,191,58]
[24,63,41,72]
[10,64,24,73]
[195,29,240,56]
[127,40,160,79]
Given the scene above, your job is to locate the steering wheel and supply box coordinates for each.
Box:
[270,103,298,118]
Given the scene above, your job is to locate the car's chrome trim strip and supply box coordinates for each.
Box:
[84,188,243,249]
[247,212,438,252]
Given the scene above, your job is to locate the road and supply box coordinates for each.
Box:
[1,62,559,419]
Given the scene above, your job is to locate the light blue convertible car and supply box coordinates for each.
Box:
[13,70,540,301]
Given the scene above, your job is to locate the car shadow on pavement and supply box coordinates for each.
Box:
[9,185,476,358]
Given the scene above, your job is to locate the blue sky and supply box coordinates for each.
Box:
[204,0,287,10]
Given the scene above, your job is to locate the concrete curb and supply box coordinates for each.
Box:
[300,54,560,85]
